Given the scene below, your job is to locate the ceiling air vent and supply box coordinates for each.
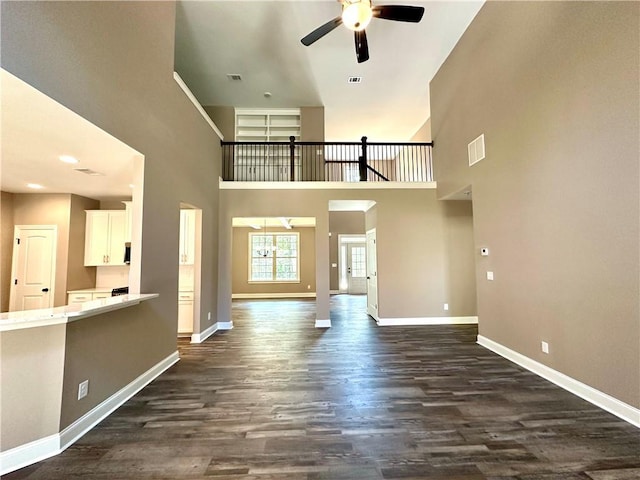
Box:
[226,74,242,81]
[468,134,486,166]
[74,168,103,176]
[348,76,362,84]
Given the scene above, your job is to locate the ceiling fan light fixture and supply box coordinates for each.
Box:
[341,0,372,32]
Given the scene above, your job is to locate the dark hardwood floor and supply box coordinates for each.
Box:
[6,296,639,479]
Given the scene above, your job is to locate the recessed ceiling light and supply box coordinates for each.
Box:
[59,155,78,164]
[27,183,44,189]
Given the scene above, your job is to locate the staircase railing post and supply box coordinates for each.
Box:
[289,136,296,181]
[359,136,368,181]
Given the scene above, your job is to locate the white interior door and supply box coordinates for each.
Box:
[10,225,57,312]
[347,243,367,294]
[366,228,378,319]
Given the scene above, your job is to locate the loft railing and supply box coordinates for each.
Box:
[221,136,433,182]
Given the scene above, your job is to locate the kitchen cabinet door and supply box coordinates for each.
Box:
[178,291,194,334]
[84,211,111,266]
[84,210,127,266]
[179,209,196,265]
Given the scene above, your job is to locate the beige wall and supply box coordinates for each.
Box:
[328,211,366,291]
[67,195,100,292]
[59,302,168,429]
[430,2,639,407]
[2,0,221,449]
[300,107,325,141]
[1,325,66,450]
[1,192,15,312]
[411,118,432,142]
[232,226,316,295]
[219,188,477,322]
[204,106,235,140]
[12,193,71,307]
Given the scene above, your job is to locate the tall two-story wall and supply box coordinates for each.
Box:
[431,2,639,409]
[1,0,221,451]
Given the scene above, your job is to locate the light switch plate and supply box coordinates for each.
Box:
[487,271,494,280]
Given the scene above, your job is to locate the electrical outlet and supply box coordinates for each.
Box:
[78,380,89,400]
[541,341,549,354]
[208,312,211,321]
[487,271,494,280]
[307,285,311,290]
[444,303,449,311]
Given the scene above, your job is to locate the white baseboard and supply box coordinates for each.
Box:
[330,290,340,295]
[60,351,180,449]
[315,319,331,328]
[0,351,180,476]
[232,292,316,299]
[477,335,640,428]
[376,316,478,326]
[191,323,218,343]
[0,434,59,476]
[217,321,233,330]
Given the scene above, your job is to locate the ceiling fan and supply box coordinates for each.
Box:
[300,0,425,63]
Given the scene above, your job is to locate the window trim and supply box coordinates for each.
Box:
[248,231,301,284]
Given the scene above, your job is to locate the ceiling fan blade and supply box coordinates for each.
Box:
[301,16,343,46]
[372,5,425,22]
[354,30,369,63]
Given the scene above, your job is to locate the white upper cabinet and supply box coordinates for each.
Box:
[84,210,127,266]
[179,209,196,265]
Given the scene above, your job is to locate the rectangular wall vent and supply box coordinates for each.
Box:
[227,74,242,81]
[468,134,486,166]
[348,76,362,84]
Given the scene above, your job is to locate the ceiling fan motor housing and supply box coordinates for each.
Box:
[341,0,373,32]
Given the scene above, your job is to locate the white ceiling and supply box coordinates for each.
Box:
[174,0,484,141]
[1,69,139,199]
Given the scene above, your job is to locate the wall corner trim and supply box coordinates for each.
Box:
[477,335,640,428]
[315,319,331,328]
[191,323,218,343]
[0,351,180,476]
[376,316,478,326]
[173,72,224,141]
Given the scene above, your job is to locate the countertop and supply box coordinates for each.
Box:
[0,293,159,332]
[68,287,119,294]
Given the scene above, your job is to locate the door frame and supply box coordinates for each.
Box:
[9,225,58,311]
[337,234,366,294]
[366,228,378,320]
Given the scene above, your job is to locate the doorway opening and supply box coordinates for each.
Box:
[178,204,202,340]
[338,234,367,295]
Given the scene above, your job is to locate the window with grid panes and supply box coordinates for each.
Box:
[249,232,299,282]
